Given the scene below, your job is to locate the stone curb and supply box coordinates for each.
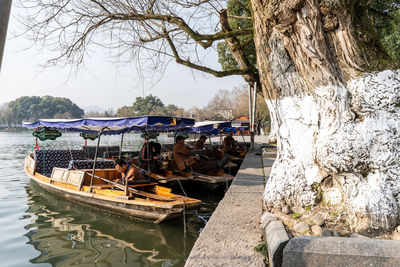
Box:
[261,212,400,267]
[282,236,400,267]
[261,212,289,267]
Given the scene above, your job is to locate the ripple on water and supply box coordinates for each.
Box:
[0,132,220,267]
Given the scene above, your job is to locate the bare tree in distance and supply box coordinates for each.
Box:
[190,86,269,121]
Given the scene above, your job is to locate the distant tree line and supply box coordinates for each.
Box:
[117,94,188,117]
[0,87,269,128]
[189,85,270,124]
[0,96,84,127]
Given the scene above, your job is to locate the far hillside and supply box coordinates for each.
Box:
[0,96,84,128]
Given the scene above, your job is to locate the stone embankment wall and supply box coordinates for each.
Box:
[185,140,273,267]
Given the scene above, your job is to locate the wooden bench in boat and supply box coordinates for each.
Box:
[25,153,36,174]
[51,167,86,187]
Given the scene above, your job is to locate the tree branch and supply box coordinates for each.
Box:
[219,9,259,86]
[165,32,249,77]
[107,12,253,48]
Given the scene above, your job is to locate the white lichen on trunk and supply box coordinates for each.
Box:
[265,69,400,230]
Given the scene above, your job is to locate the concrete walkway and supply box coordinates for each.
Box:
[185,141,276,266]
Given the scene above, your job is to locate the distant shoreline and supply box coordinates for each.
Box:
[0,127,30,132]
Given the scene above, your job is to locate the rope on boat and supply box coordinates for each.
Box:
[177,178,187,197]
[181,198,187,254]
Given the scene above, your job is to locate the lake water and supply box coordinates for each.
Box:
[0,132,223,267]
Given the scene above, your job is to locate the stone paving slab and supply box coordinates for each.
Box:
[282,236,400,267]
[185,145,275,267]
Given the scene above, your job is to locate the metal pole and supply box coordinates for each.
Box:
[248,84,252,132]
[0,0,12,71]
[90,130,102,192]
[119,133,124,158]
[146,135,150,174]
[251,83,257,150]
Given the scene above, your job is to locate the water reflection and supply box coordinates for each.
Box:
[0,132,223,266]
[25,181,201,266]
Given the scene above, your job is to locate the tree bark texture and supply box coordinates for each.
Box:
[0,0,12,71]
[251,0,400,230]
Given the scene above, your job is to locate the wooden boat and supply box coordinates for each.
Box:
[22,116,202,223]
[24,152,201,223]
[124,154,235,186]
[144,121,244,186]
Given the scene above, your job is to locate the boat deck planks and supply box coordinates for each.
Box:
[24,154,201,223]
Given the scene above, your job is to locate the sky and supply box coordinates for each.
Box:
[0,3,245,112]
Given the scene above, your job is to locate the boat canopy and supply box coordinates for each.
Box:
[179,121,232,135]
[22,116,195,135]
[222,126,249,133]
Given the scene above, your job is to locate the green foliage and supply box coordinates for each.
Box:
[254,242,268,261]
[369,1,400,61]
[1,96,84,125]
[217,42,239,71]
[292,212,301,219]
[217,0,256,71]
[116,94,188,117]
[305,206,311,211]
[132,94,164,116]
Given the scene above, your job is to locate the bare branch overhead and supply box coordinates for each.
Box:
[17,0,255,83]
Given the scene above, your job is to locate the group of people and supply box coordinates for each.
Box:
[114,133,241,185]
[173,132,241,175]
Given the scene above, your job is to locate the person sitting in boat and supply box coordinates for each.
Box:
[195,134,223,160]
[194,135,207,150]
[173,135,224,175]
[223,132,240,157]
[138,141,162,173]
[115,159,144,185]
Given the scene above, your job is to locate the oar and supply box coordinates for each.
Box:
[130,161,190,180]
[84,172,176,202]
[192,171,233,182]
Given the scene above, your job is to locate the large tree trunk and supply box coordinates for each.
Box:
[0,0,12,71]
[251,0,400,231]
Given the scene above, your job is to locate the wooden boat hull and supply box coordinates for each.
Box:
[24,155,200,223]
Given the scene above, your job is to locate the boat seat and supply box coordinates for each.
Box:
[51,168,85,187]
[34,149,86,177]
[68,160,115,170]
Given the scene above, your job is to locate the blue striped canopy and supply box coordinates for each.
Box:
[177,121,232,135]
[190,121,232,134]
[22,116,195,135]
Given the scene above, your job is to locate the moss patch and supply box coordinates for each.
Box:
[254,242,269,263]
